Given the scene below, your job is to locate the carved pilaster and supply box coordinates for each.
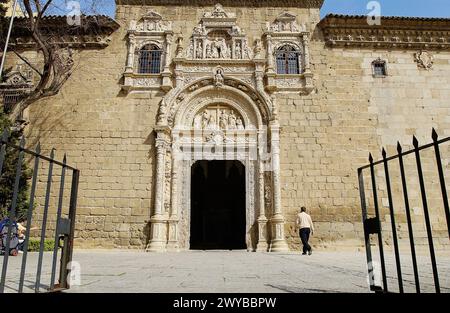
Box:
[302,33,311,72]
[256,160,268,252]
[162,33,174,91]
[167,156,180,251]
[125,34,136,73]
[147,127,171,252]
[269,121,289,252]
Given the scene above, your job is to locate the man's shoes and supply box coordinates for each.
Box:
[302,252,307,255]
[308,250,312,255]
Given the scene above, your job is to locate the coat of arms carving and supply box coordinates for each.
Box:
[415,51,434,70]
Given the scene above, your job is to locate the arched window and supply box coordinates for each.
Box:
[138,44,162,74]
[276,45,301,74]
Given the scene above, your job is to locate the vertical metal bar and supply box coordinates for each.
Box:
[0,129,9,175]
[18,143,41,293]
[359,168,376,291]
[432,129,450,239]
[35,149,55,293]
[413,136,440,293]
[0,136,25,293]
[382,148,403,293]
[369,153,388,292]
[59,169,79,289]
[397,142,420,293]
[50,155,66,290]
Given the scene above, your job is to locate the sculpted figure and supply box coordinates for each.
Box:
[228,111,237,129]
[214,68,224,87]
[207,114,217,129]
[206,43,213,58]
[235,42,242,59]
[219,110,228,130]
[196,41,203,58]
[201,111,210,129]
[236,117,244,130]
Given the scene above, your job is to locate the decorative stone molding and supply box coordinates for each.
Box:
[122,10,174,93]
[5,15,119,50]
[319,14,450,50]
[415,51,434,70]
[116,0,324,8]
[263,12,313,93]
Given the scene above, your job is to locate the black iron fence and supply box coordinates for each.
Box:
[358,129,449,293]
[0,128,79,293]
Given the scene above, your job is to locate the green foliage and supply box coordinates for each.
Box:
[26,238,55,252]
[0,111,32,220]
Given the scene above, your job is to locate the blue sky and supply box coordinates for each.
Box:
[47,0,450,18]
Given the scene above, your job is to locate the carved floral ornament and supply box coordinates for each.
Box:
[415,51,434,70]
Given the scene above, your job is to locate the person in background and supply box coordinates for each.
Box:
[296,206,314,255]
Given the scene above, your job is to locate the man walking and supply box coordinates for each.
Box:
[296,207,314,255]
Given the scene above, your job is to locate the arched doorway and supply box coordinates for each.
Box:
[146,77,289,253]
[190,160,246,250]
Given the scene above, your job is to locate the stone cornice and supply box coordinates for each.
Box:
[0,15,120,50]
[319,14,450,50]
[116,0,324,8]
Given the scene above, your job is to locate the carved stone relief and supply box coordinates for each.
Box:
[193,104,246,131]
[415,51,434,70]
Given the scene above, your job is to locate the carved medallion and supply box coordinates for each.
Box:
[415,51,434,70]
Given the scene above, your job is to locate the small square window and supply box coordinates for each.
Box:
[372,59,387,77]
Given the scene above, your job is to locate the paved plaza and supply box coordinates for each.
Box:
[1,249,449,293]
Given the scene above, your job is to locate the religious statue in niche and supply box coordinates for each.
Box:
[196,41,203,59]
[193,105,245,131]
[214,68,224,87]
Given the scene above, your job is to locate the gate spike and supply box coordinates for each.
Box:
[49,148,55,159]
[63,153,67,164]
[412,136,419,148]
[432,128,438,141]
[35,142,41,154]
[369,153,373,163]
[382,148,387,159]
[397,141,402,153]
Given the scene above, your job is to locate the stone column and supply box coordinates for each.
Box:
[256,158,268,252]
[162,32,173,91]
[125,34,136,73]
[266,35,275,73]
[269,121,289,252]
[302,33,311,72]
[167,155,180,251]
[147,127,170,252]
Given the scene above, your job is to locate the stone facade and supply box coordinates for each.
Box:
[4,1,449,250]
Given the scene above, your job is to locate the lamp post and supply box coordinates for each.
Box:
[0,0,19,81]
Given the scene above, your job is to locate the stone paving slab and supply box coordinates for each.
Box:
[1,250,448,293]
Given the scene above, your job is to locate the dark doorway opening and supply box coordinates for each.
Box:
[190,160,246,250]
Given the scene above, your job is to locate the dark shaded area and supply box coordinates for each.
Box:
[190,160,246,250]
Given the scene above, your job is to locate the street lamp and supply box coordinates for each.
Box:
[0,0,20,81]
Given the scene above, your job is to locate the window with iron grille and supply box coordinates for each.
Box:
[137,44,163,74]
[1,90,26,120]
[276,45,301,75]
[372,59,387,77]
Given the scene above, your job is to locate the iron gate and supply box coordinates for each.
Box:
[0,128,79,293]
[358,129,449,293]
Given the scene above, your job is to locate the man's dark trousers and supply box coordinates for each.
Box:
[299,228,311,254]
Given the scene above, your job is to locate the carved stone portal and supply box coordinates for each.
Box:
[146,79,289,253]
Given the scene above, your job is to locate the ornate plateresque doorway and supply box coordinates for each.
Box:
[146,4,290,252]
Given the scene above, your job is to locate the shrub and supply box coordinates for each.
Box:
[26,239,56,252]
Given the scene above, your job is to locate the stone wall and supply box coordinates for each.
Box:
[10,3,449,250]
